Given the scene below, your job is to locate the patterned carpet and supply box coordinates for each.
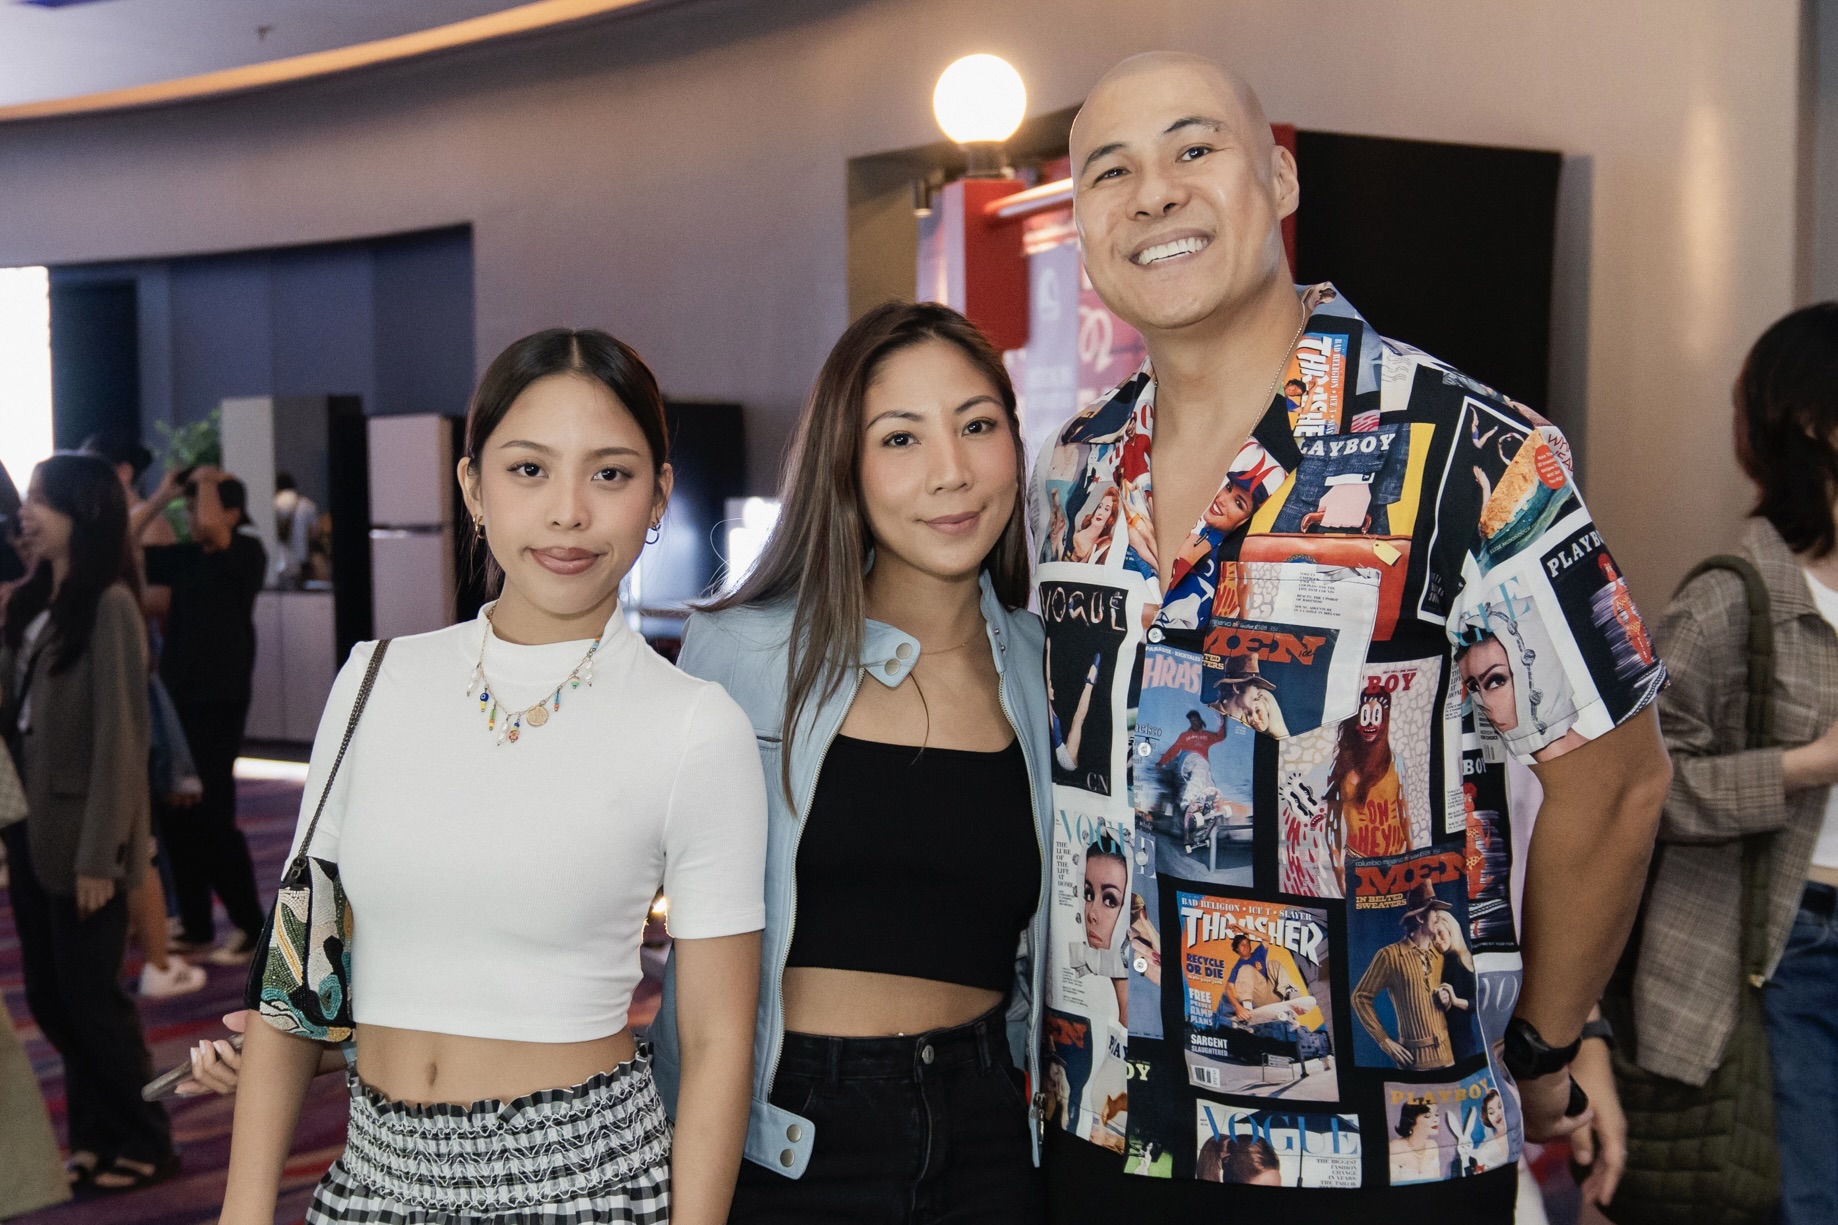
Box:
[2,771,665,1225]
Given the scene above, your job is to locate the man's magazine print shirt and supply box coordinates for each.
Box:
[1030,284,1665,1197]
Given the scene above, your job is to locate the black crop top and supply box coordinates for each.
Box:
[784,734,1040,993]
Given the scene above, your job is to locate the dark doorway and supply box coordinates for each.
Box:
[49,279,140,450]
[1292,131,1561,411]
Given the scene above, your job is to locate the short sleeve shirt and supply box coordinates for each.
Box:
[1031,285,1664,1200]
[145,533,267,707]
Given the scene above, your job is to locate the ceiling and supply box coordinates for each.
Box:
[0,0,592,110]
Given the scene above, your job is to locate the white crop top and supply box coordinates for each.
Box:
[284,603,767,1043]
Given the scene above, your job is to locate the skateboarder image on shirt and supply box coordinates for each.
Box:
[1158,709,1249,852]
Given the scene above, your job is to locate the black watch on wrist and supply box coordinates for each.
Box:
[1502,1016,1581,1081]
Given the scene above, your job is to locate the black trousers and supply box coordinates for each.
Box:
[728,1005,1045,1225]
[2,824,172,1165]
[166,699,264,942]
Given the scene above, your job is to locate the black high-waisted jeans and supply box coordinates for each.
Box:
[727,1004,1046,1225]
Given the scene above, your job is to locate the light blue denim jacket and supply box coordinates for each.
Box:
[649,572,1053,1177]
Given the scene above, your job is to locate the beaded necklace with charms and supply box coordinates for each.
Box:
[466,608,601,745]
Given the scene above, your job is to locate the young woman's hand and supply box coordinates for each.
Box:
[74,874,117,917]
[177,1012,249,1096]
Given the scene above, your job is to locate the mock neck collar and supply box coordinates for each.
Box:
[475,598,633,649]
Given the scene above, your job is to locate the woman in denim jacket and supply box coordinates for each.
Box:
[652,302,1053,1223]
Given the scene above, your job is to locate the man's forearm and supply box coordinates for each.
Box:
[1517,713,1670,1045]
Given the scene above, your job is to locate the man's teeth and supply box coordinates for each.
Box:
[1134,236,1208,266]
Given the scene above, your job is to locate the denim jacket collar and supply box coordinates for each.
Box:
[860,572,1011,688]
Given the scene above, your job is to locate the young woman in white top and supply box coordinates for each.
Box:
[220,329,767,1225]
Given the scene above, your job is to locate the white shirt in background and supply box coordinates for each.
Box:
[1797,570,1838,874]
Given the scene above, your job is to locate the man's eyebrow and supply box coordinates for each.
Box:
[1080,141,1127,175]
[1164,115,1224,136]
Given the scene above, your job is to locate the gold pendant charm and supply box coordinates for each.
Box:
[525,704,549,728]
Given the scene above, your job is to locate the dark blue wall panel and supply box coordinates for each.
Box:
[49,226,473,448]
[270,244,376,406]
[170,254,273,428]
[373,228,474,418]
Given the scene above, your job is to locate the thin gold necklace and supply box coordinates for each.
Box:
[1262,310,1310,416]
[467,608,602,745]
[915,625,985,656]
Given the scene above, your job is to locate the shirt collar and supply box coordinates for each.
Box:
[860,570,1009,688]
[474,598,635,650]
[1058,282,1365,457]
[1743,518,1821,623]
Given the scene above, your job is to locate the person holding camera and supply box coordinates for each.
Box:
[137,465,268,965]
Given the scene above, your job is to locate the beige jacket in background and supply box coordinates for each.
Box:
[1636,519,1837,1085]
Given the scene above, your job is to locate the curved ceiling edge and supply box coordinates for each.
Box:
[0,0,669,125]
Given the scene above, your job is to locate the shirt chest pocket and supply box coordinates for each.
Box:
[1201,560,1381,738]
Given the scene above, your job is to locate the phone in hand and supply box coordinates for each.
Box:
[142,1031,242,1101]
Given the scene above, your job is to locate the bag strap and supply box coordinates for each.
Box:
[1672,555,1776,982]
[288,639,390,873]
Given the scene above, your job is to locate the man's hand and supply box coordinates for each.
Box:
[74,875,116,918]
[150,467,187,506]
[1519,1067,1593,1142]
[1379,1037,1411,1066]
[1569,1037,1627,1206]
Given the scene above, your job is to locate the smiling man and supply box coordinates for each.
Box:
[1029,54,1671,1221]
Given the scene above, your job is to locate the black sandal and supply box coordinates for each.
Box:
[63,1150,99,1187]
[88,1153,179,1195]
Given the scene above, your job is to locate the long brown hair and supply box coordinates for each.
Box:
[705,301,1029,797]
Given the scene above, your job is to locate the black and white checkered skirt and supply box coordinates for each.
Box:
[306,1048,671,1224]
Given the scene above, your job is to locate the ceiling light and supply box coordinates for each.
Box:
[933,54,1026,148]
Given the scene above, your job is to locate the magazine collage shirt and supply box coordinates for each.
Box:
[1031,285,1665,1193]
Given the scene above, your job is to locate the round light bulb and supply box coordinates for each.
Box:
[932,54,1027,145]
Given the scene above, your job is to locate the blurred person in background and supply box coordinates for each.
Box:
[1632,302,1838,1225]
[1,453,177,1193]
[1,480,68,1214]
[0,989,70,1218]
[81,432,206,1000]
[0,460,24,588]
[272,471,319,588]
[138,465,267,965]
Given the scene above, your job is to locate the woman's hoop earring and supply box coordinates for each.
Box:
[645,521,661,545]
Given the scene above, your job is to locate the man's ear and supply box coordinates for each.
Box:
[1272,144,1300,222]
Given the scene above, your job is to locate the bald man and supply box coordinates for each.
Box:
[1030,54,1669,1220]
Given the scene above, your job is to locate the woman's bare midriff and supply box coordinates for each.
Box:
[781,967,1003,1038]
[355,1023,637,1106]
